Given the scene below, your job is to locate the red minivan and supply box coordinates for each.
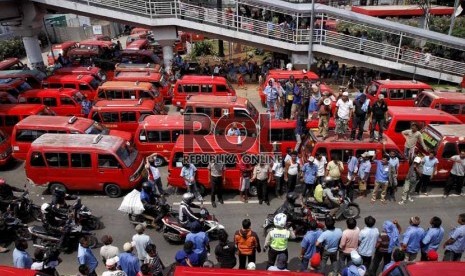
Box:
[47,41,78,66]
[25,133,144,197]
[18,88,85,117]
[53,66,108,82]
[0,130,12,166]
[42,74,101,100]
[365,79,432,107]
[11,115,132,160]
[135,115,212,165]
[415,90,465,123]
[0,104,55,135]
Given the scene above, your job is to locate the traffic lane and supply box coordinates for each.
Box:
[1,156,465,274]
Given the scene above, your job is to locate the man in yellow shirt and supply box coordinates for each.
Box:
[314,183,324,203]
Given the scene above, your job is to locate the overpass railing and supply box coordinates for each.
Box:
[59,0,465,77]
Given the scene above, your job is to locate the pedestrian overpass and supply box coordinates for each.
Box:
[23,0,465,83]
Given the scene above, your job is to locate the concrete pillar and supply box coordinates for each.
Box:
[161,41,174,72]
[22,36,45,70]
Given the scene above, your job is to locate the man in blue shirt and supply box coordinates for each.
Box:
[301,156,318,199]
[358,152,372,198]
[371,156,390,203]
[119,242,140,276]
[175,241,200,267]
[264,79,278,114]
[316,216,342,274]
[387,150,400,201]
[300,220,322,271]
[421,216,444,261]
[401,216,425,261]
[358,215,379,269]
[13,238,32,269]
[77,236,98,275]
[383,248,405,276]
[443,213,465,261]
[185,221,210,265]
[346,154,359,200]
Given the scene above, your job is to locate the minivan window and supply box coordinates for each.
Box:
[102,112,119,122]
[27,97,42,104]
[116,145,138,167]
[16,130,46,142]
[64,83,75,89]
[60,97,75,105]
[43,97,57,107]
[440,104,461,114]
[196,107,212,117]
[442,142,458,158]
[405,89,419,99]
[45,152,69,167]
[30,152,46,167]
[395,121,413,133]
[98,154,120,168]
[48,83,62,89]
[201,85,213,93]
[182,85,200,93]
[5,116,19,126]
[418,95,432,107]
[144,130,171,142]
[389,89,404,99]
[330,149,350,162]
[121,112,136,122]
[71,153,92,168]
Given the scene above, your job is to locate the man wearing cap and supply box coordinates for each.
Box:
[369,94,388,142]
[317,93,332,139]
[358,152,372,198]
[119,242,140,276]
[132,224,152,263]
[300,220,322,271]
[77,236,98,276]
[335,91,354,141]
[102,256,126,276]
[301,156,318,199]
[351,93,369,141]
[267,253,290,271]
[399,156,422,205]
[264,79,279,113]
[401,216,425,261]
[341,251,366,276]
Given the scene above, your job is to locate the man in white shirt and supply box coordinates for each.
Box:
[272,158,284,198]
[313,152,327,185]
[335,91,353,141]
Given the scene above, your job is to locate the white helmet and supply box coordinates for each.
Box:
[182,192,195,204]
[41,203,50,213]
[413,156,422,163]
[273,213,287,228]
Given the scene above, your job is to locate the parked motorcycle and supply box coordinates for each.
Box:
[0,212,31,240]
[263,205,324,238]
[28,223,97,252]
[306,195,360,220]
[162,207,224,244]
[128,196,171,229]
[8,191,41,223]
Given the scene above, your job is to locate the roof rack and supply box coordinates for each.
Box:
[68,116,78,124]
[138,98,143,105]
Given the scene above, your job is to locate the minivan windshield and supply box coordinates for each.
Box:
[417,94,432,107]
[247,101,258,119]
[85,122,110,135]
[89,78,101,90]
[117,144,138,167]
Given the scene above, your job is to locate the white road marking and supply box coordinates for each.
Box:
[173,200,260,205]
[416,194,464,199]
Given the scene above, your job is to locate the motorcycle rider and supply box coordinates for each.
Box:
[140,182,164,230]
[274,193,302,225]
[50,186,77,210]
[0,178,25,212]
[179,193,202,230]
[40,203,72,252]
[264,213,295,269]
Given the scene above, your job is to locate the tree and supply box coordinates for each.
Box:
[409,0,432,30]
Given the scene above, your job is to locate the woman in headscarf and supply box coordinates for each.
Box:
[369,220,401,276]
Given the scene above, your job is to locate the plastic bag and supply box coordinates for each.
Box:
[118,189,145,215]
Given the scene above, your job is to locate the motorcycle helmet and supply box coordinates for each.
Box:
[53,186,66,196]
[0,178,5,185]
[142,182,152,191]
[41,203,50,213]
[273,213,287,228]
[182,192,195,204]
[286,192,298,204]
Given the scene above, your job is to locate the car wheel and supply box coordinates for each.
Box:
[104,184,122,198]
[49,183,66,194]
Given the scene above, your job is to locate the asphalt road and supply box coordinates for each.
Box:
[1,84,465,275]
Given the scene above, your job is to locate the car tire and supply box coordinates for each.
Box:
[104,183,122,198]
[49,183,67,194]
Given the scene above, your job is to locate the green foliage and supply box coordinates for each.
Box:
[189,40,217,58]
[0,37,26,60]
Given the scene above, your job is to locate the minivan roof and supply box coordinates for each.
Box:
[0,58,22,70]
[51,41,77,49]
[179,75,229,83]
[31,133,122,151]
[0,78,26,89]
[267,69,319,79]
[175,134,259,154]
[401,261,465,276]
[100,81,153,90]
[185,95,247,107]
[0,70,45,80]
[15,115,93,130]
[388,106,462,119]
[374,79,431,88]
[114,71,162,82]
[420,90,465,100]
[140,115,208,130]
[173,266,322,276]
[21,88,80,97]
[93,99,155,109]
[426,124,465,138]
[45,74,96,82]
[0,104,48,114]
[54,66,100,74]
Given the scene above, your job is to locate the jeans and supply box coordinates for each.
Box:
[444,174,464,196]
[443,250,462,261]
[372,181,388,201]
[370,118,385,141]
[321,250,338,274]
[256,179,269,203]
[275,102,284,119]
[210,176,223,203]
[275,175,285,196]
[267,100,277,112]
[401,179,418,201]
[287,174,298,192]
[338,251,351,268]
[415,174,432,193]
[303,183,315,198]
[370,250,391,276]
[351,115,366,140]
[149,178,165,195]
[267,248,288,268]
[239,252,256,269]
[361,255,372,270]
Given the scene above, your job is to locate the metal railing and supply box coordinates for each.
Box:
[48,0,465,78]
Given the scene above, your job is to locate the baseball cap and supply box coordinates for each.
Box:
[342,91,349,97]
[246,262,256,270]
[106,256,119,268]
[310,252,321,268]
[361,152,369,158]
[427,250,438,261]
[413,156,422,163]
[308,156,315,162]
